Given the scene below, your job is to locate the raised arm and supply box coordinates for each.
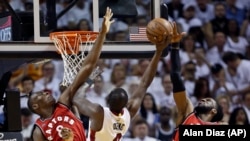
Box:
[58,7,114,106]
[170,22,193,126]
[127,32,173,119]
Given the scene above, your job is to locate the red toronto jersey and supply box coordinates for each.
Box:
[173,112,218,141]
[35,103,86,141]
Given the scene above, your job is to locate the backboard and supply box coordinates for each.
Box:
[0,0,169,59]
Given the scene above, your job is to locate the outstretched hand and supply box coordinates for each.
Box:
[171,22,186,43]
[155,31,173,51]
[101,7,115,34]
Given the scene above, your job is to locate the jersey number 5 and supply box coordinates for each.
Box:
[113,133,122,141]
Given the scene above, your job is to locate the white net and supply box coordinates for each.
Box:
[50,32,98,86]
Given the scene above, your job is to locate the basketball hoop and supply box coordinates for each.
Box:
[50,31,99,86]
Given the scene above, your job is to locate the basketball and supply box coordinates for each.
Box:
[146,18,173,44]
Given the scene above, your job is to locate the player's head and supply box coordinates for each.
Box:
[27,91,56,114]
[194,98,223,122]
[106,88,128,114]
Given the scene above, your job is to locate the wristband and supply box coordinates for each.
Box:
[171,42,180,49]
[85,78,94,86]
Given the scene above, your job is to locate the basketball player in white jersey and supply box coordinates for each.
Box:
[72,28,173,140]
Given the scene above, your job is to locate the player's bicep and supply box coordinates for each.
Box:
[173,91,193,118]
[59,84,89,107]
[58,87,71,106]
[73,94,103,118]
[127,86,147,119]
[32,126,46,141]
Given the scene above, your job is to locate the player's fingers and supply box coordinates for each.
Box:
[106,7,109,14]
[109,7,112,14]
[181,32,186,37]
[167,33,173,43]
[110,19,115,24]
[172,22,178,35]
[110,12,113,19]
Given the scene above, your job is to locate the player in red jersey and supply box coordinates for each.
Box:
[27,7,114,141]
[169,22,225,141]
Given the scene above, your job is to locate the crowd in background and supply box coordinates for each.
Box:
[1,0,250,141]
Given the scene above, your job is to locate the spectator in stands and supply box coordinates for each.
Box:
[242,93,250,123]
[158,74,175,109]
[194,0,215,24]
[127,78,139,98]
[188,26,209,49]
[95,59,112,83]
[209,63,237,99]
[21,108,34,141]
[66,0,92,29]
[136,15,149,26]
[77,18,92,31]
[104,63,129,94]
[33,61,61,101]
[20,76,34,108]
[228,107,249,125]
[240,14,250,45]
[204,3,229,38]
[216,95,232,123]
[182,61,197,96]
[167,0,184,20]
[225,0,246,26]
[140,93,159,137]
[225,19,249,57]
[190,77,211,106]
[222,51,250,96]
[124,118,159,141]
[194,47,211,78]
[177,3,202,33]
[85,75,107,107]
[179,35,196,65]
[155,106,175,141]
[205,31,229,66]
[133,59,163,98]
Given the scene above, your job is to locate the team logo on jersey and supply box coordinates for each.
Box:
[44,115,75,140]
[113,123,125,131]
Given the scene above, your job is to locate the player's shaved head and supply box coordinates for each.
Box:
[107,88,128,113]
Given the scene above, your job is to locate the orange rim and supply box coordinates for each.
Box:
[50,31,99,42]
[50,31,99,54]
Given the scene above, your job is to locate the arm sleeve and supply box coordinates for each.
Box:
[170,47,185,93]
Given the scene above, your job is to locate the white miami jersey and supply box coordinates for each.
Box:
[88,107,131,141]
